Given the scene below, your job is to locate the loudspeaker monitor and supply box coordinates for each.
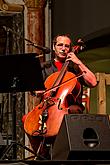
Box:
[52,114,110,160]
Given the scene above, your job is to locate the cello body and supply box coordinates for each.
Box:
[24,71,80,137]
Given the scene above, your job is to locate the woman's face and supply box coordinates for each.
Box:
[53,36,71,61]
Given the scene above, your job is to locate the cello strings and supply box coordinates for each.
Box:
[42,71,86,96]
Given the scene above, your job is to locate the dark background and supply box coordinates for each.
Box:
[51,0,110,43]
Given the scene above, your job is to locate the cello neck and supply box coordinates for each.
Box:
[52,60,69,88]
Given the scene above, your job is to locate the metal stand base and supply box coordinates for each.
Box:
[1,140,37,160]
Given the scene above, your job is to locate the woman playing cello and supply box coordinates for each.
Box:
[23,34,97,159]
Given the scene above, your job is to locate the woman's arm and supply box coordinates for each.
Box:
[66,52,97,87]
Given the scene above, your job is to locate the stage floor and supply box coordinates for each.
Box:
[0,160,110,165]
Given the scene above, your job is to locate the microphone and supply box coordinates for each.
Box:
[2,26,51,54]
[29,43,51,54]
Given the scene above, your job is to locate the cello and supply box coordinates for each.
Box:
[24,39,84,137]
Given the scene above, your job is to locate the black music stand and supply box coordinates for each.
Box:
[0,53,45,93]
[0,53,45,160]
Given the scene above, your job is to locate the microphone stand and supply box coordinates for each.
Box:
[2,26,51,54]
[1,25,52,160]
[1,27,47,160]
